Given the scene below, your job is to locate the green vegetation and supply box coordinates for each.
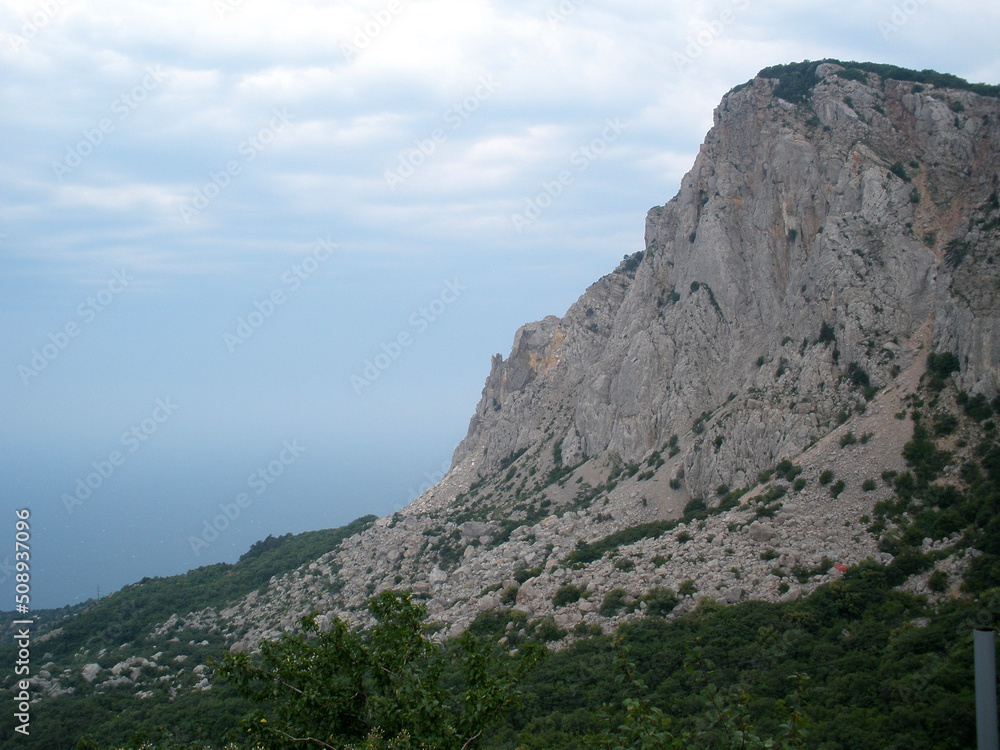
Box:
[754,59,1000,104]
[889,161,911,182]
[928,570,949,593]
[565,521,676,566]
[600,588,630,617]
[926,351,960,390]
[0,517,376,657]
[563,495,731,567]
[216,591,543,750]
[552,585,585,607]
[639,587,680,617]
[774,461,802,482]
[958,391,996,421]
[845,361,875,399]
[514,566,544,584]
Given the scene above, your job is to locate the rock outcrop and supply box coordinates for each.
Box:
[454,61,999,495]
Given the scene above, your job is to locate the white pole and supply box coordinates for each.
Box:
[975,628,999,750]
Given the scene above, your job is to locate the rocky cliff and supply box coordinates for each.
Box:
[455,60,999,496]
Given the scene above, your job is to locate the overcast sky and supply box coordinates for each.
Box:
[2,0,999,609]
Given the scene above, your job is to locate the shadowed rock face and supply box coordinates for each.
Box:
[454,62,1000,495]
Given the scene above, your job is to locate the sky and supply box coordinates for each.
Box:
[1,0,998,610]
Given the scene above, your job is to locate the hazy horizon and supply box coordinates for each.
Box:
[2,0,999,610]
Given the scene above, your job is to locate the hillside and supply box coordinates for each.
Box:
[3,59,1000,749]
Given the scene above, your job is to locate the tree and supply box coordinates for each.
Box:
[592,641,808,750]
[216,590,542,749]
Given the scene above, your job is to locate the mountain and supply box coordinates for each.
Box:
[455,60,999,494]
[4,60,1000,748]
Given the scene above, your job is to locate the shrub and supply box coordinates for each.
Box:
[676,531,693,544]
[862,478,877,492]
[830,480,846,497]
[959,392,995,421]
[614,557,636,572]
[678,579,697,597]
[793,478,807,492]
[760,548,779,561]
[889,161,911,181]
[819,470,835,485]
[500,585,519,605]
[514,566,543,584]
[927,351,960,378]
[846,361,871,390]
[818,321,836,344]
[552,584,584,607]
[641,587,679,617]
[928,570,949,593]
[934,413,959,436]
[840,431,857,448]
[599,588,629,616]
[531,617,567,642]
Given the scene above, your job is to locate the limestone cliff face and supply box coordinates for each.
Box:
[454,62,1000,495]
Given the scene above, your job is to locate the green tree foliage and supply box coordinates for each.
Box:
[2,517,376,658]
[216,591,542,750]
[753,60,1000,104]
[554,637,808,750]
